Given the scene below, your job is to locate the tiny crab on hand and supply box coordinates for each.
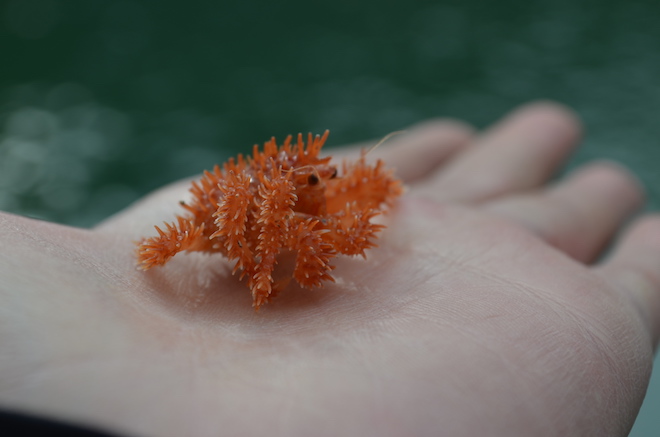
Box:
[136,131,403,310]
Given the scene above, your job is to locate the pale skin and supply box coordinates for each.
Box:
[1,102,659,437]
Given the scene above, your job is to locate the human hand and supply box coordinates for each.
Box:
[1,102,658,437]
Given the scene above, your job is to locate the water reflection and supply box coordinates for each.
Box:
[0,84,135,226]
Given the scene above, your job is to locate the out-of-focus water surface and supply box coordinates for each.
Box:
[1,0,659,434]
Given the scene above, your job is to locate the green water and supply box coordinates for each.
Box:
[2,0,659,434]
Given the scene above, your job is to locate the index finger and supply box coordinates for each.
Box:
[328,119,473,182]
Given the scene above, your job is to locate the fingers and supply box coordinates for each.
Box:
[484,162,644,263]
[332,119,474,183]
[418,101,582,203]
[374,119,474,182]
[597,216,660,348]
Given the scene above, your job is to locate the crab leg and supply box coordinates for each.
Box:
[286,217,337,289]
[211,170,255,278]
[135,216,206,270]
[323,204,385,258]
[250,166,297,309]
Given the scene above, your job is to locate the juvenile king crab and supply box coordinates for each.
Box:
[136,131,403,310]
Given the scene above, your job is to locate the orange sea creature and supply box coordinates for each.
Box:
[136,131,403,310]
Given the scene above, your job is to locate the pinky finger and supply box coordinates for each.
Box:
[596,215,660,348]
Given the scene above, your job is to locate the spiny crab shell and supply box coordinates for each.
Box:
[136,131,403,310]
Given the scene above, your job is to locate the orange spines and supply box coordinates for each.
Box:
[182,165,223,219]
[136,216,206,270]
[323,205,385,258]
[325,155,403,214]
[135,131,402,310]
[251,166,297,307]
[288,218,336,289]
[295,130,329,162]
[211,170,254,277]
[222,154,247,174]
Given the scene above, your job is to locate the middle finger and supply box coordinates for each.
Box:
[417,102,582,203]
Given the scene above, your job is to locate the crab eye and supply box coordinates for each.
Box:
[330,167,338,179]
[307,173,320,186]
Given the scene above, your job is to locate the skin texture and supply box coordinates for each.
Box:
[1,102,659,437]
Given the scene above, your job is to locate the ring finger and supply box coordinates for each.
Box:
[483,162,644,263]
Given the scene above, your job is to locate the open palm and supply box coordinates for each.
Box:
[2,102,659,437]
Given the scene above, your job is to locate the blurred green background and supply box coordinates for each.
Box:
[1,0,658,434]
